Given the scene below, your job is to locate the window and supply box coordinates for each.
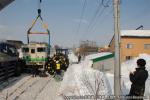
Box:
[126,44,133,49]
[7,46,18,56]
[22,47,29,53]
[37,47,46,52]
[8,47,16,54]
[144,44,150,49]
[126,56,132,60]
[31,49,35,53]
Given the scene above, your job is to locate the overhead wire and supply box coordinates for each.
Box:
[92,4,113,33]
[86,0,103,33]
[102,0,109,7]
[75,0,113,45]
[86,0,112,33]
[73,0,87,46]
[76,0,87,35]
[86,7,105,33]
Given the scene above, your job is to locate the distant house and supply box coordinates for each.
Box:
[109,30,150,62]
[99,46,110,52]
[89,52,114,73]
[78,40,98,56]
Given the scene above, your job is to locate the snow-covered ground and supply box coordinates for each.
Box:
[0,52,78,100]
[1,52,150,100]
[0,74,61,100]
[68,52,78,64]
[58,52,113,99]
[59,52,150,99]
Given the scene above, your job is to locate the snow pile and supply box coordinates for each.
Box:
[59,59,112,98]
[105,53,150,95]
[104,73,130,95]
[68,52,78,64]
[59,53,150,99]
[121,53,150,95]
[122,53,150,76]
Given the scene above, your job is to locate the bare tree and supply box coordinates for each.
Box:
[80,71,106,100]
[78,40,99,56]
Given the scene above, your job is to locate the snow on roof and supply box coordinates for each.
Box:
[85,52,112,60]
[121,30,150,37]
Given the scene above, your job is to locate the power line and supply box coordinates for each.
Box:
[76,0,87,34]
[87,0,111,33]
[102,0,109,7]
[86,0,103,32]
[91,4,113,33]
[88,7,106,32]
[77,0,112,44]
[91,0,111,29]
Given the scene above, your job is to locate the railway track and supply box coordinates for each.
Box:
[0,77,18,91]
[33,78,51,100]
[13,79,39,100]
[4,76,38,100]
[0,74,32,99]
[0,74,60,100]
[8,76,33,97]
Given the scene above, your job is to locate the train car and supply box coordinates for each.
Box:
[21,42,48,70]
[0,42,23,82]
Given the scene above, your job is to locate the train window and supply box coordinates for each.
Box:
[22,47,29,53]
[31,49,35,53]
[37,47,46,52]
[8,47,15,54]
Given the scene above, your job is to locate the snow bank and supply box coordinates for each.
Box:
[106,53,150,95]
[121,53,150,96]
[104,73,130,95]
[60,53,150,99]
[68,52,78,64]
[59,53,112,98]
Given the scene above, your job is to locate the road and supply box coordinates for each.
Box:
[0,74,61,100]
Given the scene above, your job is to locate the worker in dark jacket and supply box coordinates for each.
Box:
[128,58,149,100]
[32,66,38,77]
[78,54,81,63]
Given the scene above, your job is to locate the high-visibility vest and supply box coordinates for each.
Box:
[56,63,60,70]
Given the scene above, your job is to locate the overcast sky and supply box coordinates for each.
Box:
[0,0,150,47]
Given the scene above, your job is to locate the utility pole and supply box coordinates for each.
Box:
[114,0,121,99]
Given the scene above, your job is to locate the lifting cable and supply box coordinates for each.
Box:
[27,0,50,54]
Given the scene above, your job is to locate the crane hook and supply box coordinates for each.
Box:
[38,0,42,15]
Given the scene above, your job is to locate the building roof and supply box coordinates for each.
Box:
[85,52,113,62]
[108,30,150,47]
[0,0,14,11]
[121,30,150,37]
[6,40,23,49]
[92,53,114,63]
